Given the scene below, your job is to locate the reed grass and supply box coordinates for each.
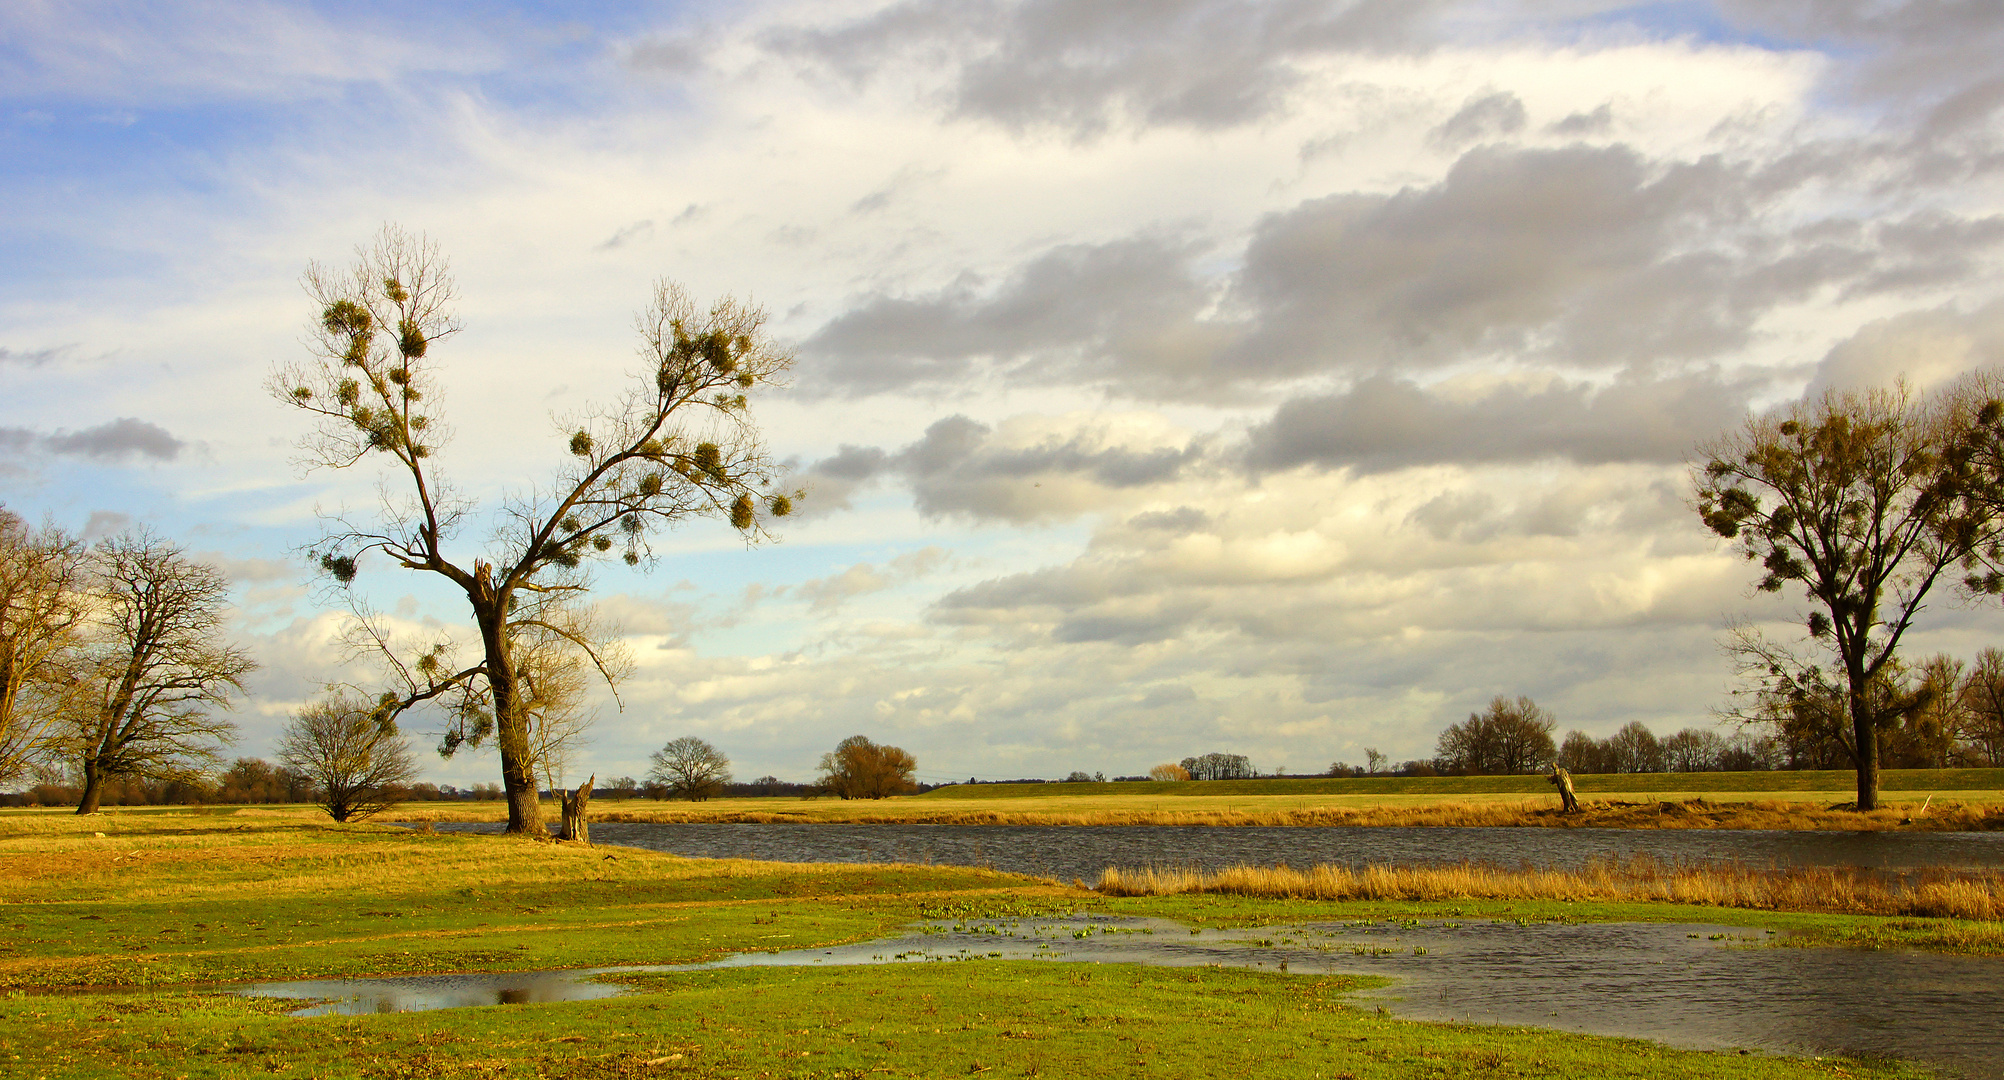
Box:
[1097,856,2004,921]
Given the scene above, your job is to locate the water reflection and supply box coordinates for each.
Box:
[238,970,626,1016]
[423,821,2004,880]
[238,915,2004,1079]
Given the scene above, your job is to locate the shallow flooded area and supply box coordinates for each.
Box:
[425,820,2004,880]
[241,914,2004,1079]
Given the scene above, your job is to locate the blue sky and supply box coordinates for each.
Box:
[6,0,2004,788]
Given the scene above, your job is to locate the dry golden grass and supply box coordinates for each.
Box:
[1098,857,2004,921]
[0,811,977,907]
[382,792,2004,830]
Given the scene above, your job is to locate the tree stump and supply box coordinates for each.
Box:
[1547,767,1580,813]
[560,775,594,843]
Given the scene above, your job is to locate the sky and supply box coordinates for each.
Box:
[5,0,2004,789]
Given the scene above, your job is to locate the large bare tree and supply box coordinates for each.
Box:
[272,226,793,835]
[61,532,255,814]
[0,509,89,786]
[1696,384,1995,810]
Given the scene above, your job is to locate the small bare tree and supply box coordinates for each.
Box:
[272,226,794,835]
[60,532,255,814]
[1148,763,1190,782]
[278,691,420,821]
[0,509,89,785]
[647,736,731,801]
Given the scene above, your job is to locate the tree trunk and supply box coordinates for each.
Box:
[75,757,103,815]
[1853,701,1880,811]
[560,775,594,843]
[1548,767,1580,813]
[473,588,548,838]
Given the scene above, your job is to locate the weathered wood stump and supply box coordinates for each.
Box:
[560,775,594,843]
[1548,767,1580,813]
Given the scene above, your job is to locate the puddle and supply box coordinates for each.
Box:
[238,970,627,1016]
[238,915,2004,1078]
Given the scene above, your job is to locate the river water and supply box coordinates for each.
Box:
[241,913,2004,1079]
[423,820,2004,880]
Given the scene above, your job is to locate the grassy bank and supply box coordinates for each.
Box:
[0,811,1967,1078]
[1098,858,2004,923]
[919,768,2004,798]
[374,789,2004,830]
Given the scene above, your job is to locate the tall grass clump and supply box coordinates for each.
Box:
[1097,857,2004,921]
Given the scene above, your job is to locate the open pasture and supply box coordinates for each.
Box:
[0,810,1991,1077]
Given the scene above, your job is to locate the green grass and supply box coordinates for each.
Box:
[0,962,1937,1080]
[919,768,2004,799]
[0,811,1973,1078]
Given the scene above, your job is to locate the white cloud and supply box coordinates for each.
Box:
[5,0,2004,784]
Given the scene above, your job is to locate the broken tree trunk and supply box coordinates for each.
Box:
[560,775,594,843]
[1547,767,1580,813]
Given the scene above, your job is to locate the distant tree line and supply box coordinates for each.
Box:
[1409,670,2004,778]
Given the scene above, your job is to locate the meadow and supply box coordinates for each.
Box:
[0,807,1992,1078]
[380,768,2004,830]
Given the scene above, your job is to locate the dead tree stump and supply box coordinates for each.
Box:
[560,775,595,843]
[1547,767,1580,813]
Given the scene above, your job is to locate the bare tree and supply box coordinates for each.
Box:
[271,226,794,835]
[1696,384,1996,809]
[60,533,255,814]
[819,735,917,799]
[1435,695,1556,775]
[278,691,420,822]
[0,510,89,785]
[1603,721,1665,773]
[1886,653,1968,768]
[512,613,624,797]
[1962,648,2004,767]
[1148,762,1189,782]
[646,736,732,801]
[1662,728,1725,772]
[1556,729,1608,773]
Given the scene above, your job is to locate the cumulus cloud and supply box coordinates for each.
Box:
[594,220,654,251]
[797,412,1210,523]
[1807,298,2004,395]
[800,236,1214,396]
[1244,370,1765,473]
[765,0,1448,137]
[797,547,948,613]
[1427,90,1526,150]
[0,417,183,463]
[801,141,2003,399]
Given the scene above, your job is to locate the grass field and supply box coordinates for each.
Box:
[920,768,2004,798]
[0,809,1989,1078]
[347,767,2004,830]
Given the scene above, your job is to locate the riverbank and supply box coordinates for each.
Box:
[0,810,1976,1077]
[1098,858,2004,924]
[378,790,2004,830]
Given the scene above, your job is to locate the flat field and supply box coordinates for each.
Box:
[368,768,2004,830]
[0,808,1986,1078]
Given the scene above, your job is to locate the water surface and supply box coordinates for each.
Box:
[425,820,2004,881]
[242,914,2004,1078]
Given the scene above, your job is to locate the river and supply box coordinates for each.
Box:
[421,820,2004,880]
